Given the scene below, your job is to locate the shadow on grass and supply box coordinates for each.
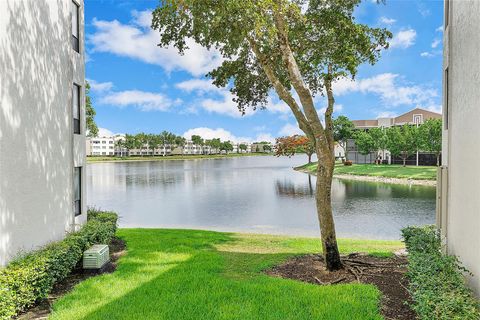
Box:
[50,229,383,320]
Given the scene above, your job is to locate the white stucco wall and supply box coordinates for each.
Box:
[0,0,86,266]
[443,0,480,294]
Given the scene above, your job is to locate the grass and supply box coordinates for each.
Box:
[50,229,403,320]
[87,153,268,163]
[297,162,437,181]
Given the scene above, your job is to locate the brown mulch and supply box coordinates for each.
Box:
[16,237,126,320]
[266,253,416,320]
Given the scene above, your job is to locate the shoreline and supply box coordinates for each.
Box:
[87,153,269,164]
[295,167,437,187]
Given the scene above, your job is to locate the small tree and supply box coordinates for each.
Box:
[146,134,160,156]
[275,135,315,163]
[369,127,388,163]
[85,81,99,137]
[386,125,418,166]
[333,116,355,161]
[419,119,442,166]
[124,134,137,156]
[135,133,148,156]
[114,138,126,157]
[220,141,234,153]
[239,143,248,153]
[191,135,204,147]
[354,131,376,163]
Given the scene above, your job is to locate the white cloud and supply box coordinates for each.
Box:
[97,127,114,137]
[380,17,396,25]
[279,123,303,136]
[431,38,442,48]
[255,133,276,144]
[377,111,398,118]
[390,29,416,49]
[436,26,444,33]
[176,79,218,94]
[87,79,113,92]
[176,79,290,117]
[420,50,441,58]
[333,73,438,108]
[99,90,178,111]
[182,127,276,143]
[89,11,223,77]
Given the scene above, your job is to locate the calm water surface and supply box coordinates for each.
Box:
[87,156,436,240]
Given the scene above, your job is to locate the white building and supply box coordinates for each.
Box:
[437,0,480,295]
[182,140,204,155]
[0,0,86,265]
[86,136,115,156]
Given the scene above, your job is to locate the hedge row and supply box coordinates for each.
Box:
[402,225,480,320]
[0,209,118,320]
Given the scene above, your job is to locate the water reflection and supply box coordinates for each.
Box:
[87,156,435,240]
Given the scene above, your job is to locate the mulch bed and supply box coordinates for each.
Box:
[266,253,416,320]
[16,237,126,320]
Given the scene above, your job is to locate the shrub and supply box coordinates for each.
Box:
[0,209,118,320]
[344,160,353,166]
[402,226,480,320]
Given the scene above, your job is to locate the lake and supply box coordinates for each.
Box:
[87,155,436,240]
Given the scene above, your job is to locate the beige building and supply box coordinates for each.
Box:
[0,0,86,266]
[348,108,442,165]
[437,0,480,294]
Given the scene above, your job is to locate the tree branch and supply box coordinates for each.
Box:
[271,5,331,163]
[247,37,315,142]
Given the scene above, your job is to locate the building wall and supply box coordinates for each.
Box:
[440,0,480,294]
[0,0,86,266]
[87,136,115,156]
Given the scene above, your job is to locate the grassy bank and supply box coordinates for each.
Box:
[87,153,268,163]
[298,162,437,181]
[50,229,402,320]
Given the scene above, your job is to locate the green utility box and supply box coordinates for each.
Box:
[83,244,110,269]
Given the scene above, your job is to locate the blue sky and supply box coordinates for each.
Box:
[85,0,444,142]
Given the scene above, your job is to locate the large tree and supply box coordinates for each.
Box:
[85,81,99,137]
[333,116,355,161]
[419,118,442,166]
[152,0,390,270]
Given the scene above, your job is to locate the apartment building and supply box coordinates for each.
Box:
[437,0,480,294]
[86,136,115,156]
[251,142,273,153]
[347,108,441,165]
[0,0,86,265]
[230,143,252,154]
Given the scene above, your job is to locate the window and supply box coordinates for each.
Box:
[73,84,81,134]
[444,68,449,130]
[74,167,82,216]
[72,1,80,52]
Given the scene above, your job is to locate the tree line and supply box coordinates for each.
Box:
[276,116,443,167]
[114,133,272,156]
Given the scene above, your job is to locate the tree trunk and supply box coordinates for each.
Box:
[308,153,312,164]
[403,157,406,167]
[315,160,342,271]
[436,153,440,167]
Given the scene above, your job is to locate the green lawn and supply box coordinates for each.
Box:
[87,153,267,163]
[50,229,403,320]
[298,162,437,181]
